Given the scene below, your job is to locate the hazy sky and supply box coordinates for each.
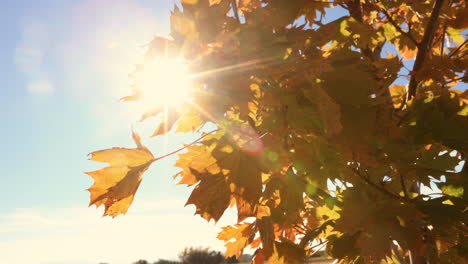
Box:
[0,1,238,263]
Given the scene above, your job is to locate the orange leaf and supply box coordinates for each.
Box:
[253,248,265,264]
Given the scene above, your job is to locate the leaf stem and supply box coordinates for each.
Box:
[151,129,219,162]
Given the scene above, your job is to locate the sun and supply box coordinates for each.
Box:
[137,57,192,108]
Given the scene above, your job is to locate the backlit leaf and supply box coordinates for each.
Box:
[86,132,154,217]
[217,223,255,258]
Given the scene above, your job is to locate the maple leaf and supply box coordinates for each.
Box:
[302,81,342,137]
[86,131,154,217]
[335,185,424,259]
[174,144,220,186]
[275,239,306,264]
[389,84,407,109]
[212,128,263,221]
[185,170,230,222]
[176,108,203,133]
[217,223,255,258]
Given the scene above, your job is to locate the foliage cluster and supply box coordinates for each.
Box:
[86,0,467,263]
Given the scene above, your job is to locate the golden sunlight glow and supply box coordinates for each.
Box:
[138,57,191,108]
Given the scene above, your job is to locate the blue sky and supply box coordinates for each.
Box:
[0,1,240,263]
[1,1,465,263]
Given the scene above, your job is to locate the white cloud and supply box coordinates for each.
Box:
[27,80,54,95]
[0,200,237,264]
[14,19,55,95]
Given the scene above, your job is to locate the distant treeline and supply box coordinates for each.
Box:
[99,247,252,264]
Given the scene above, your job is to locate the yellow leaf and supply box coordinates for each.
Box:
[209,0,222,5]
[89,148,153,167]
[86,132,154,217]
[382,23,400,41]
[457,104,468,116]
[268,244,285,264]
[171,13,197,39]
[389,84,407,108]
[447,27,464,44]
[174,144,220,186]
[182,0,198,4]
[176,109,203,133]
[217,223,255,258]
[339,20,352,37]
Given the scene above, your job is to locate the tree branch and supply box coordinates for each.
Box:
[353,167,410,202]
[404,0,446,106]
[381,9,418,46]
[231,0,241,23]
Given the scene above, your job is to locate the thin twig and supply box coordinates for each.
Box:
[353,167,409,202]
[310,240,328,251]
[381,9,418,46]
[440,23,447,58]
[449,38,468,58]
[152,129,219,162]
[399,173,409,198]
[310,0,345,3]
[231,0,240,23]
[445,76,463,83]
[310,241,328,257]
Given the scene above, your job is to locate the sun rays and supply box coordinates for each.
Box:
[136,57,193,109]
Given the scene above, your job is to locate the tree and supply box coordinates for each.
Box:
[85,0,467,263]
[133,260,150,264]
[178,247,225,264]
[154,260,181,264]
